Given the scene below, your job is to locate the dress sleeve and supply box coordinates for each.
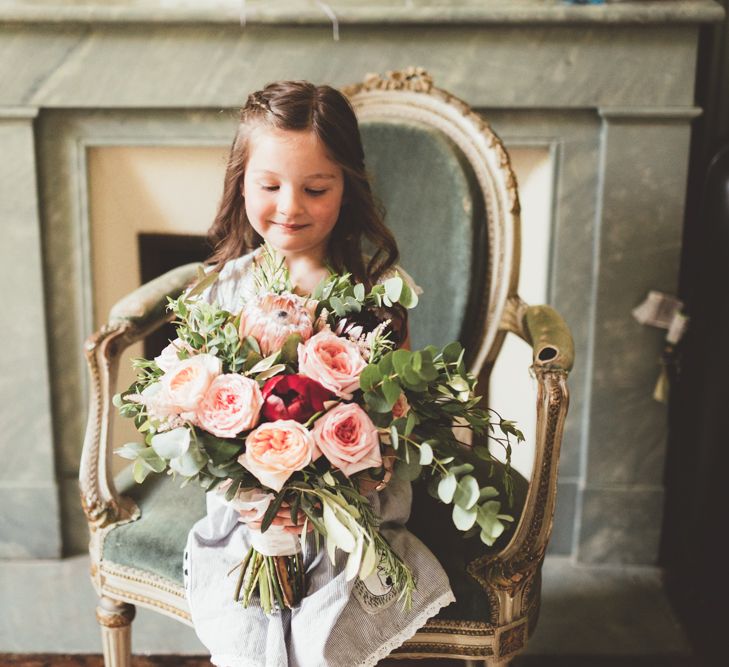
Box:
[189,252,257,311]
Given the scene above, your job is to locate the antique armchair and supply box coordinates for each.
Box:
[80,69,573,666]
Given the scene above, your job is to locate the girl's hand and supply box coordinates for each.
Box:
[355,446,396,495]
[238,501,313,535]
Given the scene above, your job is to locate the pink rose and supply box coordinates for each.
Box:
[312,403,381,477]
[157,353,221,413]
[239,420,315,491]
[196,374,263,438]
[298,330,367,400]
[392,393,410,419]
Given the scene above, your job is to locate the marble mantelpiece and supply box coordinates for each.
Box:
[0,0,723,563]
[0,1,723,25]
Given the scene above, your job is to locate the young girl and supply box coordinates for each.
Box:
[184,80,455,667]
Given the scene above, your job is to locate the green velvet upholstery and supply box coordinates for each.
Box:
[103,461,526,623]
[103,472,206,583]
[360,120,487,351]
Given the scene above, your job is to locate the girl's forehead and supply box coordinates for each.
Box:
[246,126,340,173]
[249,126,319,152]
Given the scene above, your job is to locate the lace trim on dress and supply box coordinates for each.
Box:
[356,589,457,667]
[208,590,455,667]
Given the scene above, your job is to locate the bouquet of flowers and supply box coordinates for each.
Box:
[116,246,523,613]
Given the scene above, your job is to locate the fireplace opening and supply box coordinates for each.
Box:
[137,232,212,359]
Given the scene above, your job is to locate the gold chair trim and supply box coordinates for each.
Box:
[99,561,192,625]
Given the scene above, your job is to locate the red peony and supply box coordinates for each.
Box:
[261,374,335,423]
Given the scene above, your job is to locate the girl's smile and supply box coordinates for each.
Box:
[274,222,308,232]
[242,127,345,263]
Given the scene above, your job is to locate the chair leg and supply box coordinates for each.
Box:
[96,596,136,667]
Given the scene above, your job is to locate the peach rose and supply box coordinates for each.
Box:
[238,420,315,491]
[195,374,263,438]
[312,403,381,477]
[297,330,367,400]
[158,354,221,413]
[392,393,410,419]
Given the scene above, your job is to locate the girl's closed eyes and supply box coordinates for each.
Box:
[258,184,329,196]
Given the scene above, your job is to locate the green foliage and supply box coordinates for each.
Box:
[186,266,220,299]
[260,490,287,533]
[250,244,292,294]
[381,377,401,406]
[356,336,526,544]
[196,430,244,467]
[395,444,422,481]
[453,474,480,510]
[309,266,419,339]
[280,333,302,365]
[359,365,381,393]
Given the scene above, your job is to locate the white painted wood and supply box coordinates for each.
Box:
[96,597,135,667]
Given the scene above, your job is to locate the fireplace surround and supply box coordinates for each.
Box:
[0,1,723,567]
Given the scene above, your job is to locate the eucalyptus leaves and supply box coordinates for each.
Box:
[358,342,523,547]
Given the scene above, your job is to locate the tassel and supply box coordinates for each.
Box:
[653,363,670,403]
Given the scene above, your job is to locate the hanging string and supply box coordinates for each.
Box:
[313,1,340,42]
[239,0,246,27]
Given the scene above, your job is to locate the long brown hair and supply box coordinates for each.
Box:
[206,80,399,287]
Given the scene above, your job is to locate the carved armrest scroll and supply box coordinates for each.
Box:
[79,263,201,530]
[500,296,574,373]
[523,305,574,373]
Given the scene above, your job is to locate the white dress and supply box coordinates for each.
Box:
[184,251,455,667]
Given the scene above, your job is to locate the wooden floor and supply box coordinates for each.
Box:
[0,658,466,667]
[0,656,704,666]
[0,660,458,667]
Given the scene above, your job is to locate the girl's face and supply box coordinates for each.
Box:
[242,127,345,261]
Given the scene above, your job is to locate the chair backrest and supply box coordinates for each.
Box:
[345,69,522,373]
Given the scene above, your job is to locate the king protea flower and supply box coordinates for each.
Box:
[239,293,316,356]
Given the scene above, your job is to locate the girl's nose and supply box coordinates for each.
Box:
[277,187,304,219]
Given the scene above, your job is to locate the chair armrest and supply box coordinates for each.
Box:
[467,296,573,624]
[109,262,201,337]
[79,262,201,532]
[523,304,574,373]
[498,296,574,372]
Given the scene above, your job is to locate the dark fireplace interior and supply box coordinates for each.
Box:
[137,232,211,359]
